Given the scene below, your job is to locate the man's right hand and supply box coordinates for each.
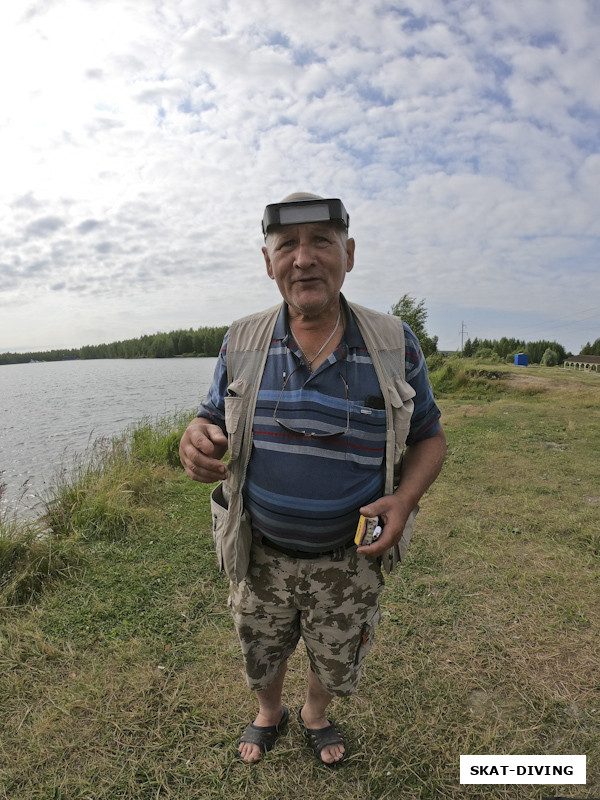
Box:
[179,417,229,483]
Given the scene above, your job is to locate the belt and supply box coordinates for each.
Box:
[262,537,355,560]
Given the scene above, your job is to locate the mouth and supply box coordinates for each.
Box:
[294,276,321,285]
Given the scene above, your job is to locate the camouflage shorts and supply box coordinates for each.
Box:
[229,542,384,696]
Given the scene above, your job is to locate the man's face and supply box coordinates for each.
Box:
[262,222,355,320]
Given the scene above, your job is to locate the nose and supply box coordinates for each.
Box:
[293,241,317,269]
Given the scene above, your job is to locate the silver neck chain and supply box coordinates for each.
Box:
[290,306,342,371]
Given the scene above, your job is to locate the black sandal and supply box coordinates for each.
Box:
[237,706,289,762]
[297,707,347,766]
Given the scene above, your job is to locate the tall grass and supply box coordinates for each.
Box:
[427,357,509,398]
[1,472,83,607]
[0,507,81,608]
[43,412,191,541]
[0,413,192,606]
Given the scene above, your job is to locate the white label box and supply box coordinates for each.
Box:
[460,755,586,784]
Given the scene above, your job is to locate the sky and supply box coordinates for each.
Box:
[1,0,599,356]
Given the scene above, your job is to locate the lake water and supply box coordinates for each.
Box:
[0,358,218,519]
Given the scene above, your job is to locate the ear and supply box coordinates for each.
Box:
[262,245,275,279]
[345,237,355,273]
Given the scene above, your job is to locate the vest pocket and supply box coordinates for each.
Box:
[388,377,415,463]
[210,482,252,582]
[224,378,249,462]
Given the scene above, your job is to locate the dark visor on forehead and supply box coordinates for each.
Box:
[262,198,349,238]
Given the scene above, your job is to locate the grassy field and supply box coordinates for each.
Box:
[1,362,599,800]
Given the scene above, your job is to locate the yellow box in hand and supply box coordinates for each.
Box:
[354,515,382,546]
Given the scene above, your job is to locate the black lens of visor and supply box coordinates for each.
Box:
[262,198,349,238]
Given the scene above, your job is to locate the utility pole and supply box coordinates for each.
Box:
[460,321,468,352]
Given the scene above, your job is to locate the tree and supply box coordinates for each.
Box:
[541,348,559,367]
[527,340,566,364]
[581,338,600,356]
[389,294,438,356]
[497,337,526,359]
[178,331,194,355]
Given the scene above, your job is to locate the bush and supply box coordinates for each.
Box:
[541,348,559,367]
[475,347,502,363]
[426,352,447,372]
[428,362,470,394]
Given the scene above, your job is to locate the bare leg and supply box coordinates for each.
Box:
[299,667,346,764]
[238,660,288,763]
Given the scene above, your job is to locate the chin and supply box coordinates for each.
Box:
[291,300,330,319]
[290,290,334,313]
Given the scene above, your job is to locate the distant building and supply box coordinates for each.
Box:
[514,353,529,367]
[563,355,600,372]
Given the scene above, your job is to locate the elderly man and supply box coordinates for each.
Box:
[180,193,446,766]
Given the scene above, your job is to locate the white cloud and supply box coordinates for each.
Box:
[0,0,598,355]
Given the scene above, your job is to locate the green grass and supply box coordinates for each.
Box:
[1,368,599,799]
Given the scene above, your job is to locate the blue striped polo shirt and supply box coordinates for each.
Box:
[198,297,441,553]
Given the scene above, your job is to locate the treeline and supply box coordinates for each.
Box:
[462,337,569,364]
[0,325,229,366]
[580,338,600,356]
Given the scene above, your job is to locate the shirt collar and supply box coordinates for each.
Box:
[273,294,364,350]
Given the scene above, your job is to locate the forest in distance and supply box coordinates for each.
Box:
[0,325,229,366]
[2,325,593,368]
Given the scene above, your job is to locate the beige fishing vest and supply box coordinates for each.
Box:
[210,300,418,583]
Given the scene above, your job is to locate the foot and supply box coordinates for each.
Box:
[298,706,346,766]
[237,706,289,763]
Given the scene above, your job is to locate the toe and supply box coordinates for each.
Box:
[321,742,345,764]
[238,741,261,763]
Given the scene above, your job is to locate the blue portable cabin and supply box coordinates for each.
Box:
[514,353,529,366]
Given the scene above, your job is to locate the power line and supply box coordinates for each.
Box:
[513,306,600,339]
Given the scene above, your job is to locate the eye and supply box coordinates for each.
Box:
[277,238,296,251]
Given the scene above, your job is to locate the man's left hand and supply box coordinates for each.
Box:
[357,430,446,558]
[355,494,412,558]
